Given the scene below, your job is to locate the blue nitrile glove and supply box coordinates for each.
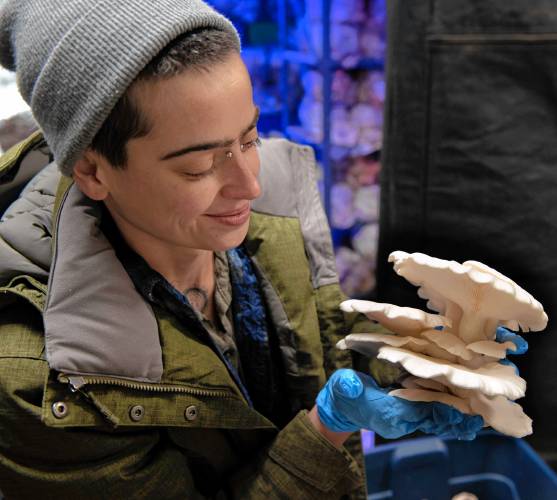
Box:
[316,369,484,440]
[495,326,528,355]
[496,326,528,374]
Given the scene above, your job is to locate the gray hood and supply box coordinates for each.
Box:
[0,162,58,283]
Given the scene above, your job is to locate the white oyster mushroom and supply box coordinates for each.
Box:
[419,331,500,368]
[337,333,429,357]
[338,331,466,364]
[463,260,546,333]
[340,299,451,337]
[338,326,494,366]
[337,251,549,437]
[391,385,532,438]
[388,251,548,343]
[420,329,474,361]
[377,346,526,400]
[390,388,472,415]
[468,392,532,437]
[466,340,516,359]
[401,376,448,393]
[414,381,531,437]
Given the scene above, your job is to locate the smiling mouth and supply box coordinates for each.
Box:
[205,204,251,226]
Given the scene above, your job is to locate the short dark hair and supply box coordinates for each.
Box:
[90,28,239,168]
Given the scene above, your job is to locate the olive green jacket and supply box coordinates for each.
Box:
[0,134,383,499]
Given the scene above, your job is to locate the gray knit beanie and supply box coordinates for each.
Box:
[0,0,240,176]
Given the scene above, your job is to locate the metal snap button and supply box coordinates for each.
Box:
[52,401,68,419]
[129,405,145,422]
[184,405,198,421]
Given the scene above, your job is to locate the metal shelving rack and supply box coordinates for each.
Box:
[215,0,385,223]
[277,0,384,221]
[279,0,334,218]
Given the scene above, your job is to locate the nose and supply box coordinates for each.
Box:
[221,147,261,200]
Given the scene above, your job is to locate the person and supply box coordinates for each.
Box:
[0,1,507,498]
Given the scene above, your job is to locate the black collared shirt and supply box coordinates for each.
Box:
[99,206,242,373]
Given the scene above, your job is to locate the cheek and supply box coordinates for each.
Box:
[170,180,220,222]
[118,173,158,199]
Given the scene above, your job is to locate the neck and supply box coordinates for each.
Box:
[106,205,216,301]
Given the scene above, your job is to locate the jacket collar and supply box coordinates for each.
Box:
[44,178,164,382]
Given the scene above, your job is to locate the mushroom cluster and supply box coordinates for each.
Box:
[338,251,548,437]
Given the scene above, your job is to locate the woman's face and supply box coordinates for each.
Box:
[96,53,261,252]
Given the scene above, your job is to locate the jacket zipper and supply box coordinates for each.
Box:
[58,373,234,398]
[58,373,235,426]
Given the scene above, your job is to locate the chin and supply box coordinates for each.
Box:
[210,226,250,252]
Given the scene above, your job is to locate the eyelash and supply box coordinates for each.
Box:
[243,137,262,151]
[184,137,261,179]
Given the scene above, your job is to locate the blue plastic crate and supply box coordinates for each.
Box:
[365,431,557,500]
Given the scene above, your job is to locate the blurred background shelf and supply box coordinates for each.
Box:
[280,50,384,71]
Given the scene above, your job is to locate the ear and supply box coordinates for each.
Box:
[72,149,111,201]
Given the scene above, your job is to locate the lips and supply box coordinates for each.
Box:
[205,203,251,226]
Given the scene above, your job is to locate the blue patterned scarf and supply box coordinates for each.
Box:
[227,245,285,421]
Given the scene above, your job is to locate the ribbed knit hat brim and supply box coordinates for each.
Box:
[0,0,240,176]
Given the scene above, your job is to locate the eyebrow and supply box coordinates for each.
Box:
[160,106,261,161]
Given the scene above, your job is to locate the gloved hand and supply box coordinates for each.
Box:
[496,326,528,373]
[316,369,484,440]
[496,326,528,355]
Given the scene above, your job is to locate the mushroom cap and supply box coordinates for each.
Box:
[377,345,526,400]
[388,251,548,333]
[468,391,532,438]
[421,329,474,361]
[463,260,548,332]
[389,388,472,415]
[390,386,532,437]
[337,333,429,358]
[339,329,497,365]
[401,375,449,393]
[340,299,451,336]
[338,331,463,363]
[466,340,516,359]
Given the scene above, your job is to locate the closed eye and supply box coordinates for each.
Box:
[182,138,261,180]
[182,171,214,180]
[240,137,262,151]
